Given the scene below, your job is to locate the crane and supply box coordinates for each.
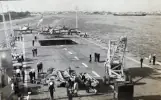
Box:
[103,36,134,100]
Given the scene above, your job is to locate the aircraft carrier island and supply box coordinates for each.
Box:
[1,3,161,100]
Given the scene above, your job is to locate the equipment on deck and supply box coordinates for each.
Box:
[78,73,99,94]
[19,83,41,94]
[103,36,134,99]
[113,82,134,100]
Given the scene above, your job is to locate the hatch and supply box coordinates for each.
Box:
[39,39,77,46]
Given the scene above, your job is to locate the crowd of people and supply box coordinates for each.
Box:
[14,35,23,41]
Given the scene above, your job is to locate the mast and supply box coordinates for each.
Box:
[7,6,13,36]
[0,2,9,48]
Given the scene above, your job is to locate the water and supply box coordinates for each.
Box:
[1,14,161,60]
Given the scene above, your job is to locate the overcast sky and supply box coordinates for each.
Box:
[0,0,161,12]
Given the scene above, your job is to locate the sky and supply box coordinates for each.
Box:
[0,0,161,12]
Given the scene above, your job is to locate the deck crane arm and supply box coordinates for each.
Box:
[104,36,127,83]
[103,36,134,100]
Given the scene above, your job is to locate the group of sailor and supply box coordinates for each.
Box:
[89,53,101,62]
[12,53,24,63]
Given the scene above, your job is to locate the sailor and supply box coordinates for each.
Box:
[21,69,25,83]
[48,82,55,100]
[66,78,73,100]
[149,54,152,64]
[98,53,100,62]
[11,82,14,91]
[34,35,37,41]
[32,69,36,82]
[73,80,78,96]
[153,54,156,65]
[32,40,35,46]
[29,70,33,83]
[35,48,38,56]
[21,55,24,62]
[140,57,144,68]
[16,68,21,78]
[32,48,35,57]
[82,73,86,83]
[37,62,43,73]
[94,53,97,62]
[17,55,22,63]
[96,53,99,62]
[89,54,92,62]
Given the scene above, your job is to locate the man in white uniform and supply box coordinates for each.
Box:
[16,68,21,77]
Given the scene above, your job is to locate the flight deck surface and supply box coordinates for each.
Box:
[13,33,161,100]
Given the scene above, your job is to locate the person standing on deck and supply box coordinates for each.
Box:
[37,62,43,73]
[22,69,25,83]
[89,54,92,62]
[94,53,97,62]
[29,70,33,83]
[32,40,35,46]
[32,69,36,82]
[11,82,14,91]
[153,54,156,65]
[35,48,38,56]
[16,68,21,77]
[21,55,24,62]
[48,82,55,100]
[98,53,100,62]
[140,57,144,68]
[32,48,35,57]
[149,54,152,64]
[34,35,37,41]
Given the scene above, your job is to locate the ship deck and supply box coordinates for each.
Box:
[12,33,161,100]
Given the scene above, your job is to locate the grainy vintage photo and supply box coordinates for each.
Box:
[0,0,161,100]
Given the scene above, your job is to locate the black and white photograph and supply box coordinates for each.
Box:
[0,0,161,100]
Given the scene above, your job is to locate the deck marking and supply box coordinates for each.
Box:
[74,56,79,60]
[84,38,153,68]
[156,61,161,66]
[92,71,100,77]
[68,51,73,54]
[82,63,88,67]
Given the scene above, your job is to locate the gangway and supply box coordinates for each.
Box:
[103,36,134,100]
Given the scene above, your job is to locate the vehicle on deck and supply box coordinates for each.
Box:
[78,72,100,94]
[14,24,39,34]
[55,70,70,87]
[79,32,88,38]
